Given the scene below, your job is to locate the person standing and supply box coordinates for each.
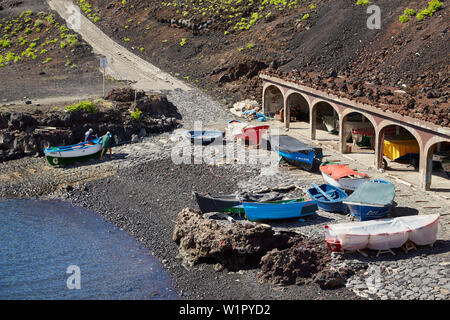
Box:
[84,128,95,142]
[100,131,113,160]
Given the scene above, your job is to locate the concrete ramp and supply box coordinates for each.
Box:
[47,0,191,92]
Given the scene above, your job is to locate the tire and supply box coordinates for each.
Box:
[382,159,388,170]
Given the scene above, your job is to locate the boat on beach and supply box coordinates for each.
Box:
[307,183,348,213]
[185,130,224,145]
[44,138,103,166]
[343,179,395,221]
[324,213,440,252]
[319,162,369,191]
[193,191,284,214]
[268,135,323,171]
[242,199,318,222]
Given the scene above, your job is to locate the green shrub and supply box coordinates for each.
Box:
[404,8,416,16]
[399,14,409,23]
[130,108,142,121]
[356,0,371,6]
[180,38,187,46]
[301,13,310,20]
[65,101,98,113]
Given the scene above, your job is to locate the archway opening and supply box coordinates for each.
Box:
[379,125,420,175]
[315,101,339,134]
[263,85,283,116]
[428,141,450,192]
[342,112,376,155]
[286,93,309,124]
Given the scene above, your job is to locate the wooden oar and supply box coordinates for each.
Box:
[312,183,334,202]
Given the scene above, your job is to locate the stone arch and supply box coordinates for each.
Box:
[340,109,378,154]
[375,120,423,175]
[310,100,341,140]
[285,91,310,123]
[422,137,450,190]
[263,84,284,115]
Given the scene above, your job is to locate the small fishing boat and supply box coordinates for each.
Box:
[307,183,348,213]
[242,199,318,222]
[44,138,103,166]
[185,130,224,145]
[193,192,243,214]
[343,179,395,221]
[193,192,284,215]
[319,162,369,191]
[324,213,440,252]
[268,135,323,171]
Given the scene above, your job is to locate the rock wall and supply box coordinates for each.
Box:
[0,90,180,162]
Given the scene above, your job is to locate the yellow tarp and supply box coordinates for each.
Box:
[383,139,419,160]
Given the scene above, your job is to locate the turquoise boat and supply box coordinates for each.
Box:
[242,199,318,222]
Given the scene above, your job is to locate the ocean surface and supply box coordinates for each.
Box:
[0,199,178,300]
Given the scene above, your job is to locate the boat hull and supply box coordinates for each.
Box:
[345,203,392,221]
[321,171,368,191]
[324,214,440,251]
[242,199,318,222]
[278,150,323,171]
[45,150,103,166]
[44,138,103,166]
[193,192,242,214]
[186,131,224,146]
[307,184,348,213]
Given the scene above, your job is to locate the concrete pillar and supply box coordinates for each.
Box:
[339,116,347,154]
[284,96,290,129]
[375,129,384,169]
[310,106,316,140]
[420,145,433,191]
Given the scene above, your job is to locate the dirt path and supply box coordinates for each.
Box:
[46,0,191,92]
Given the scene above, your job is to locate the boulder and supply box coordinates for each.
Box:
[172,208,290,270]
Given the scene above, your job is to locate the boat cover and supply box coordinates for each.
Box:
[319,164,368,180]
[269,135,315,153]
[344,180,395,206]
[325,214,440,251]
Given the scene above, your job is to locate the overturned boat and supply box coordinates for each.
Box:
[44,138,102,166]
[319,162,369,191]
[185,130,224,145]
[268,135,323,171]
[324,214,440,252]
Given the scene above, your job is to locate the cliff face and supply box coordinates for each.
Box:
[77,0,448,126]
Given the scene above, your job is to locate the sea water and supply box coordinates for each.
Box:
[0,199,178,300]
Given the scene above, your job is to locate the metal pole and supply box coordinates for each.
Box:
[102,67,105,98]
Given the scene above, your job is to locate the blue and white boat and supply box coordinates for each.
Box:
[307,183,348,213]
[268,135,323,171]
[186,130,224,145]
[44,137,103,166]
[242,199,318,222]
[343,179,395,221]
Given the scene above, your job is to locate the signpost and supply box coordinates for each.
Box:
[100,56,108,97]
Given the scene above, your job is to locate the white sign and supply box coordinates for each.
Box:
[100,56,108,69]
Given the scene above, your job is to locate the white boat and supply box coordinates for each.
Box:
[324,214,440,252]
[44,137,103,165]
[319,162,369,191]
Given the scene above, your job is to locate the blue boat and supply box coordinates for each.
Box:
[242,199,318,222]
[343,179,395,221]
[307,183,348,213]
[186,130,224,145]
[268,135,323,171]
